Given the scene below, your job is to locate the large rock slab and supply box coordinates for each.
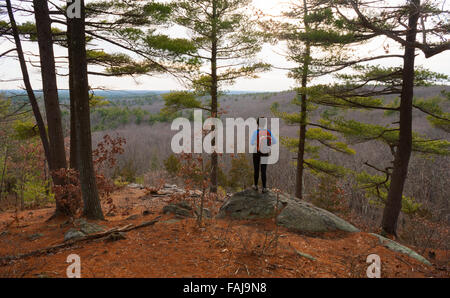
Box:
[75,218,106,234]
[64,229,86,242]
[217,189,359,233]
[163,201,194,218]
[162,201,211,219]
[370,233,432,266]
[63,219,106,242]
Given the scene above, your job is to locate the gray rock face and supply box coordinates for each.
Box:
[217,189,359,233]
[195,207,211,219]
[162,201,211,219]
[64,229,86,242]
[63,219,106,242]
[370,233,432,266]
[163,201,194,218]
[128,183,145,189]
[27,233,44,241]
[75,219,106,234]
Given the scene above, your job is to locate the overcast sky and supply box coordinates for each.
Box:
[0,0,449,92]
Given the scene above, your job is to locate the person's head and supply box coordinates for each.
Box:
[257,117,267,128]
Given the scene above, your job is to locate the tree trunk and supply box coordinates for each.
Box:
[209,0,218,193]
[0,145,8,202]
[67,12,78,171]
[295,1,311,199]
[68,0,104,219]
[295,89,308,199]
[33,0,70,216]
[381,0,420,236]
[5,0,51,167]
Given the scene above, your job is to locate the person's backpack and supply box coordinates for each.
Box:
[257,129,272,156]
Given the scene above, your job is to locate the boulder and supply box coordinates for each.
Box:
[370,233,432,266]
[126,214,139,221]
[194,207,211,219]
[27,233,44,241]
[128,183,144,189]
[64,229,86,242]
[217,189,359,233]
[162,201,194,218]
[75,218,106,234]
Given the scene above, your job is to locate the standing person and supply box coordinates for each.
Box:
[250,117,277,193]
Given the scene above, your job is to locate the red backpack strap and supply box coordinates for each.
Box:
[256,129,259,152]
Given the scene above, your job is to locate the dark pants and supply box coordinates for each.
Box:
[253,153,267,188]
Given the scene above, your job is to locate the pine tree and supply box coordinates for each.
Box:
[269,0,358,199]
[320,65,449,233]
[33,0,69,217]
[1,1,197,170]
[163,0,269,192]
[2,0,198,218]
[67,0,104,219]
[330,0,450,235]
[68,0,197,169]
[4,0,52,186]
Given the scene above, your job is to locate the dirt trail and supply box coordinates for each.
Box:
[0,187,447,278]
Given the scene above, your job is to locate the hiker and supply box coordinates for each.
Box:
[250,117,277,193]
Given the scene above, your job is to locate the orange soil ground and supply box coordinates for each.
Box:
[0,187,448,278]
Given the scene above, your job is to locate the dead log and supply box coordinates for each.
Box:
[0,216,161,266]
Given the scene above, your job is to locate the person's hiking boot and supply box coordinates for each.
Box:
[252,185,258,191]
[262,188,269,193]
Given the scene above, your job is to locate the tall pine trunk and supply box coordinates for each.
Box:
[68,0,104,219]
[295,88,308,199]
[295,1,311,199]
[33,0,70,216]
[67,12,78,170]
[6,0,51,167]
[209,0,218,193]
[381,0,420,236]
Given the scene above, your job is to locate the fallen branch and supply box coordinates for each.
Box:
[236,261,250,276]
[289,243,316,261]
[293,249,316,261]
[0,216,161,266]
[395,255,426,274]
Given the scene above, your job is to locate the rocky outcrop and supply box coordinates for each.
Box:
[63,219,107,242]
[370,233,432,266]
[163,201,194,218]
[162,201,211,219]
[64,229,86,242]
[217,189,359,233]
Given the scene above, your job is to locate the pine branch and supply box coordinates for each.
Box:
[412,104,450,122]
[347,0,450,58]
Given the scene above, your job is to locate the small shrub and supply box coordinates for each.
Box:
[309,176,348,214]
[52,168,82,216]
[227,154,253,190]
[164,154,181,177]
[114,159,139,182]
[113,176,129,188]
